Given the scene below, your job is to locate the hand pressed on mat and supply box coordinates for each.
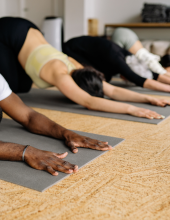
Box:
[130,96,170,119]
[64,131,112,153]
[148,98,170,107]
[127,105,165,120]
[24,146,78,175]
[103,81,170,120]
[0,141,78,176]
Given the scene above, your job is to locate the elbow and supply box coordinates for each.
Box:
[21,116,31,130]
[21,110,35,130]
[83,96,94,110]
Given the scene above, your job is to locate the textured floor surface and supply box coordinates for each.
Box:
[1,91,170,219]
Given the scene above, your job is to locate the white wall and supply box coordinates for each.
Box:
[0,0,21,17]
[93,0,142,35]
[64,0,85,41]
[5,0,20,16]
[64,0,170,41]
[53,0,64,18]
[23,0,53,28]
[1,0,170,41]
[0,0,6,17]
[0,0,64,28]
[84,0,95,35]
[64,0,96,41]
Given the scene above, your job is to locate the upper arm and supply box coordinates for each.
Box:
[52,73,93,108]
[103,81,116,98]
[40,60,94,108]
[0,92,33,126]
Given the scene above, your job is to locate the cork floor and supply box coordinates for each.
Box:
[1,86,170,219]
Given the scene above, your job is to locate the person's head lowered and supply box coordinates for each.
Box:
[72,66,106,98]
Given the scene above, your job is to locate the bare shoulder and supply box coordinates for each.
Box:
[40,59,68,85]
[68,57,83,69]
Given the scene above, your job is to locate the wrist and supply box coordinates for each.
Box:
[22,145,30,162]
[143,95,152,103]
[24,146,34,162]
[126,104,136,115]
[62,129,75,141]
[50,122,70,140]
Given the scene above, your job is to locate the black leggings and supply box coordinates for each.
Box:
[0,17,39,93]
[63,36,159,87]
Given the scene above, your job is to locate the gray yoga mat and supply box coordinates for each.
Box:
[110,81,170,97]
[0,119,124,192]
[18,89,170,125]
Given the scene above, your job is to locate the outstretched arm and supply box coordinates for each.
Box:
[103,81,170,106]
[0,93,111,153]
[116,56,170,92]
[0,92,112,175]
[42,71,166,120]
[144,78,170,92]
[0,141,78,175]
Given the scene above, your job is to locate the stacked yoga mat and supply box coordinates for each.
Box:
[142,3,167,22]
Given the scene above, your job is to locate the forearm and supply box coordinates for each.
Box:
[0,141,78,175]
[143,79,170,92]
[87,97,132,114]
[88,96,169,119]
[0,141,24,161]
[0,93,70,141]
[24,110,70,140]
[109,87,151,103]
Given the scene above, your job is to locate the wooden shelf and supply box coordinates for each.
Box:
[104,23,170,36]
[105,23,170,28]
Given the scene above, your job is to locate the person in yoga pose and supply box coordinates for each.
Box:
[0,74,112,175]
[64,35,170,90]
[0,17,170,121]
[113,27,170,88]
[112,27,170,77]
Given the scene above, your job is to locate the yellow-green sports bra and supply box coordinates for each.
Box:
[25,44,76,89]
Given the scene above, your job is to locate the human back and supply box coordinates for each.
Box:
[0,17,79,90]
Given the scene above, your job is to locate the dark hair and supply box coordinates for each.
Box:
[72,66,106,98]
[160,55,170,68]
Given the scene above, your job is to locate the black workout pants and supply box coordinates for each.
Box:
[64,36,159,87]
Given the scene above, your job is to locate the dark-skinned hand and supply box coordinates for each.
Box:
[24,146,78,176]
[64,131,113,153]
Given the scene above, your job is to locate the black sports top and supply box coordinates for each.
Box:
[63,36,159,87]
